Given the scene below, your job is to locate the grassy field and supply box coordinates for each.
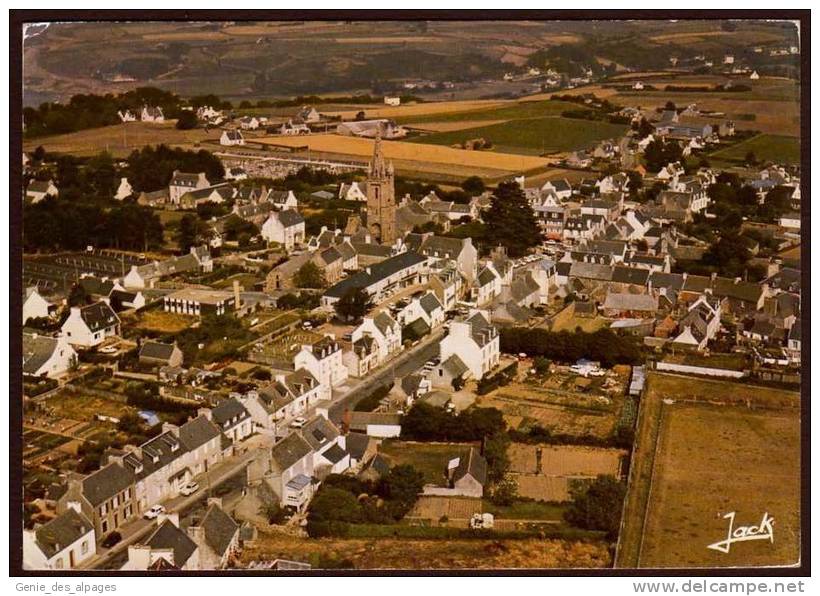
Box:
[130,309,194,334]
[408,117,628,156]
[395,99,579,125]
[22,121,220,158]
[378,440,475,485]
[241,529,612,569]
[617,373,800,569]
[709,133,801,165]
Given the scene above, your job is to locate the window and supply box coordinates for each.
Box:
[55,559,64,569]
[81,541,89,555]
[101,520,108,534]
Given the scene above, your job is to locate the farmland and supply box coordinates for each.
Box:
[21,120,219,158]
[241,529,612,569]
[709,133,801,165]
[253,134,555,180]
[408,117,628,156]
[617,373,800,568]
[509,444,626,502]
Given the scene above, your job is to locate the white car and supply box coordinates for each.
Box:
[289,417,307,429]
[99,346,118,354]
[180,482,199,496]
[143,505,166,520]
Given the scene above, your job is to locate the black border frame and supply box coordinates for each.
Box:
[8,9,811,578]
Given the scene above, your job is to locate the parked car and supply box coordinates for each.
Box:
[101,531,122,548]
[289,417,307,429]
[180,482,199,496]
[143,505,166,520]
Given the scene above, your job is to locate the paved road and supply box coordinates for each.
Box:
[328,332,442,424]
[82,447,261,570]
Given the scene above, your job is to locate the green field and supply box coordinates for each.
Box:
[408,117,628,156]
[396,100,579,125]
[709,133,801,165]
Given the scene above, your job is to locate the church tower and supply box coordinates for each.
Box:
[365,131,397,245]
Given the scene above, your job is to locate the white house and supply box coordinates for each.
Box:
[23,506,96,570]
[169,171,212,205]
[279,120,311,135]
[23,286,52,323]
[671,295,722,351]
[220,130,245,146]
[26,179,59,203]
[23,331,77,378]
[350,311,402,364]
[114,177,133,200]
[60,301,121,347]
[118,109,137,123]
[239,116,260,130]
[141,106,165,122]
[439,311,499,381]
[395,291,445,329]
[384,96,401,106]
[122,515,199,570]
[261,209,306,251]
[338,181,367,202]
[293,337,348,399]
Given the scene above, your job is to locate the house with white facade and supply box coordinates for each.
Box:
[261,209,306,251]
[293,337,348,399]
[23,286,52,323]
[114,177,133,200]
[169,171,212,205]
[23,331,77,378]
[220,129,245,146]
[60,301,121,347]
[26,179,59,203]
[338,181,367,202]
[23,506,96,570]
[141,106,164,122]
[438,311,499,381]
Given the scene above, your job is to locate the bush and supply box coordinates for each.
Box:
[353,382,393,412]
[564,475,626,539]
[401,403,505,442]
[500,327,642,368]
[476,361,518,395]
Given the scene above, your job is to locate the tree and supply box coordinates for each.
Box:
[68,283,91,307]
[176,214,211,252]
[489,475,518,506]
[633,117,654,140]
[175,110,198,130]
[483,432,510,484]
[483,181,542,258]
[564,475,626,537]
[643,139,683,173]
[744,151,758,166]
[308,488,364,524]
[378,464,424,519]
[461,175,486,195]
[294,261,327,289]
[334,286,373,322]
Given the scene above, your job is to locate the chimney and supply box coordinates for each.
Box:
[233,280,241,311]
[710,272,718,281]
[162,422,179,436]
[157,512,180,528]
[66,501,82,514]
[207,497,223,509]
[198,407,212,421]
[186,524,205,545]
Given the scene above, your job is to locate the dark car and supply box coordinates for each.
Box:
[101,531,122,549]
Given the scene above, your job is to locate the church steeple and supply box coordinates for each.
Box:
[364,127,397,245]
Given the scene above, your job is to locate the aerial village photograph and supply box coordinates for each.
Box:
[13,14,806,576]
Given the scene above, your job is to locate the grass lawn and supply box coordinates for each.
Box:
[378,440,476,485]
[708,133,800,165]
[408,117,628,156]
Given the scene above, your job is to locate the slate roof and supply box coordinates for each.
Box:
[270,433,313,472]
[200,504,239,557]
[23,332,61,376]
[145,520,198,568]
[178,415,221,451]
[81,462,134,507]
[419,235,468,259]
[465,312,497,347]
[419,292,443,316]
[324,251,427,299]
[440,354,469,378]
[274,209,305,227]
[345,432,372,461]
[79,301,120,332]
[300,416,340,452]
[139,341,177,362]
[321,443,348,464]
[612,266,651,286]
[79,277,116,297]
[373,311,398,336]
[211,398,250,430]
[603,292,659,312]
[34,508,94,558]
[453,447,487,486]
